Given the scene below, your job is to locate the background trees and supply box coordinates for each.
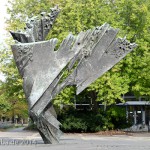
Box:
[0,44,28,121]
[0,0,150,120]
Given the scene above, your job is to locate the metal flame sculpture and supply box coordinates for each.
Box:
[10,6,137,144]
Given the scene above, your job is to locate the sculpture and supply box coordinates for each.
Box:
[10,6,137,144]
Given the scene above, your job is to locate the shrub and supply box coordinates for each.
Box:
[58,106,130,133]
[106,106,131,129]
[58,108,114,132]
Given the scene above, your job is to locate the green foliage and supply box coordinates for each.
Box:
[59,107,129,132]
[0,96,11,114]
[0,45,28,118]
[106,106,131,129]
[88,68,130,105]
[59,109,108,132]
[54,86,75,106]
[0,0,150,120]
[60,115,88,132]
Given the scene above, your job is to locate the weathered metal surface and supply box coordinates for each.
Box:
[10,6,137,144]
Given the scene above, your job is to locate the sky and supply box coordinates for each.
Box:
[0,0,9,81]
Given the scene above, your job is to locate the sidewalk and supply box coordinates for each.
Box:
[0,127,150,150]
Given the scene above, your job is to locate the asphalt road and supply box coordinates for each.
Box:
[0,128,150,150]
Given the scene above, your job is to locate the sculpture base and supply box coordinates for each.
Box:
[30,104,62,144]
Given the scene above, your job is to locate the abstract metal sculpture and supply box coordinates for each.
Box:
[10,6,137,144]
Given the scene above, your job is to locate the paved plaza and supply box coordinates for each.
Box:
[0,128,150,150]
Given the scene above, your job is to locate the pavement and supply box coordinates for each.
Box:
[0,127,150,150]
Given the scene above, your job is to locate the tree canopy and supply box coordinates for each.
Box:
[0,0,150,116]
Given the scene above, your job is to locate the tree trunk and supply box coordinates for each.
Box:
[90,91,98,113]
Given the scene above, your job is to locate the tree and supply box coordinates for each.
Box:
[0,0,149,116]
[0,44,28,120]
[118,0,150,97]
